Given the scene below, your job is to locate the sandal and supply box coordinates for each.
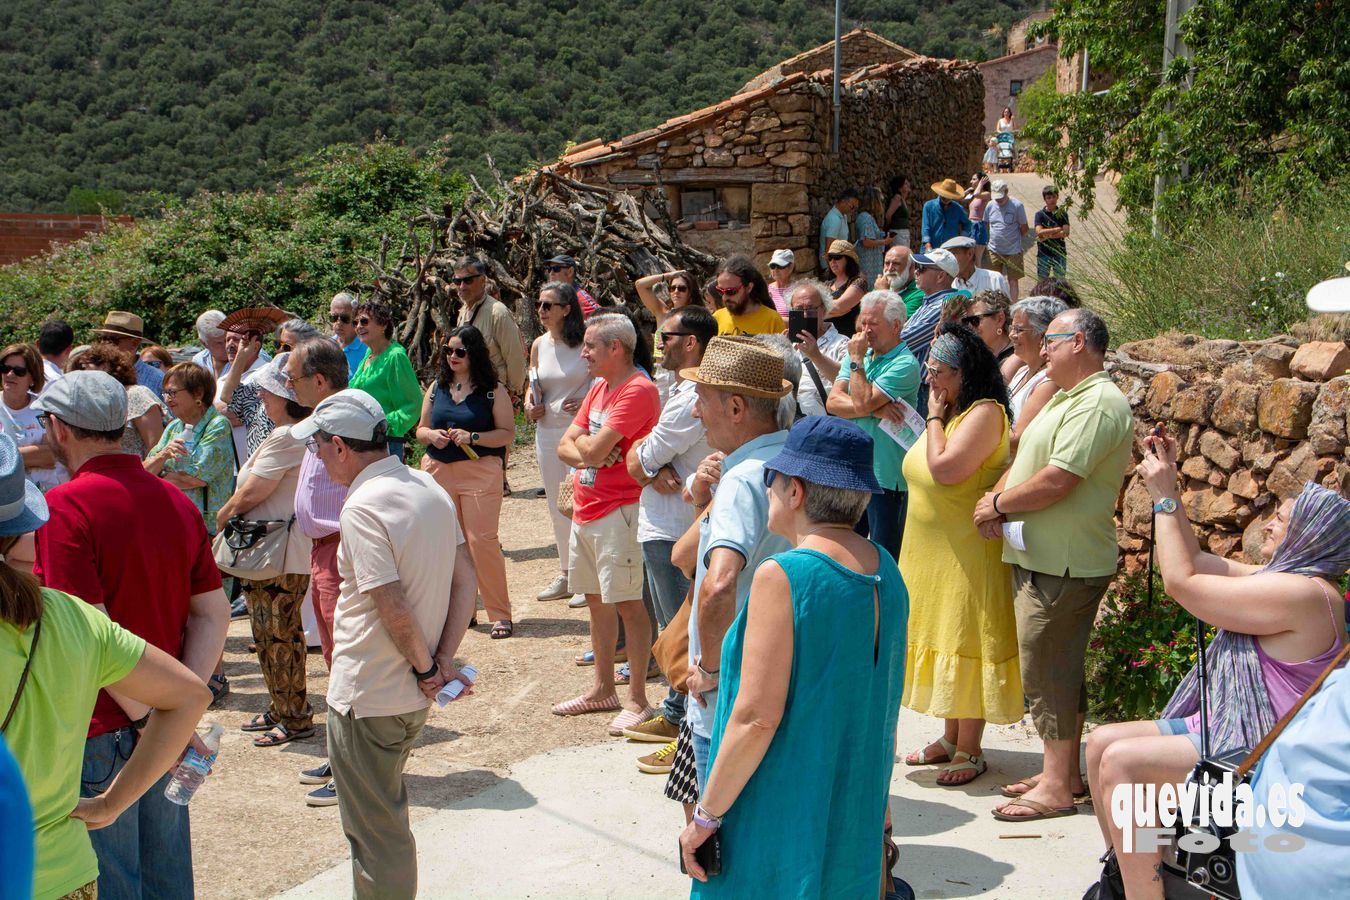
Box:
[241,712,278,733]
[208,674,229,705]
[1001,777,1092,804]
[490,620,514,639]
[937,751,987,786]
[252,723,316,747]
[551,694,621,716]
[991,797,1079,822]
[904,736,956,766]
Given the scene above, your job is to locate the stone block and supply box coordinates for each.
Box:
[1182,424,1203,458]
[769,151,812,168]
[1180,455,1212,481]
[787,214,810,233]
[1145,371,1185,418]
[737,155,768,167]
[775,125,814,141]
[1307,376,1350,456]
[1267,444,1321,499]
[784,141,820,153]
[1207,471,1228,489]
[751,183,808,216]
[1120,476,1153,535]
[1171,384,1218,424]
[1257,378,1319,439]
[733,134,758,146]
[1211,382,1260,435]
[744,114,781,134]
[768,93,814,113]
[1289,341,1350,382]
[667,144,696,157]
[704,133,724,148]
[786,168,814,184]
[704,148,734,167]
[1181,486,1241,525]
[1207,530,1243,558]
[1228,469,1262,499]
[1241,434,1286,475]
[1252,344,1294,379]
[1199,431,1241,471]
[778,111,815,125]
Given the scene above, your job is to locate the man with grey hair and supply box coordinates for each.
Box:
[874,244,924,316]
[944,235,1010,297]
[191,309,229,377]
[787,280,848,418]
[827,290,921,559]
[452,256,526,397]
[974,307,1131,823]
[554,313,662,735]
[329,291,368,375]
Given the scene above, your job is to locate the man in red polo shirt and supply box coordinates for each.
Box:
[33,371,228,900]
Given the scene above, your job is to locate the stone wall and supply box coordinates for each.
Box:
[1107,333,1350,574]
[0,212,133,264]
[1007,10,1053,55]
[978,45,1057,137]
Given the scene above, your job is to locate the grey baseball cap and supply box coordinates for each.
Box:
[291,389,386,442]
[33,370,127,431]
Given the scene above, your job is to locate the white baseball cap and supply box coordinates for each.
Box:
[769,249,795,268]
[292,389,387,442]
[991,180,1010,198]
[912,249,960,278]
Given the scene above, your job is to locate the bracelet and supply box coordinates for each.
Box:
[411,661,439,682]
[992,492,1003,515]
[693,803,723,830]
[925,416,943,423]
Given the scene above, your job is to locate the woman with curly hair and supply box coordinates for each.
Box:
[415,325,517,637]
[350,300,423,460]
[69,343,167,458]
[899,322,1021,786]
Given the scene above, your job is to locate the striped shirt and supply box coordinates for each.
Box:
[899,287,961,417]
[295,445,346,540]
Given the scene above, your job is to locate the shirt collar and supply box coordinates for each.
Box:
[1062,369,1111,397]
[72,452,144,478]
[866,341,908,365]
[817,324,840,345]
[348,453,404,493]
[724,429,788,469]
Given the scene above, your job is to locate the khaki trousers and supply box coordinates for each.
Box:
[424,455,512,622]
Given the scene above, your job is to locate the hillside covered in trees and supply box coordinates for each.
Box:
[0,0,1039,210]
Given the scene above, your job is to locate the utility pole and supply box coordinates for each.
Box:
[832,0,842,155]
[1152,0,1195,235]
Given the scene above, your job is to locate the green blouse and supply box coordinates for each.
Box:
[349,341,423,439]
[150,404,236,535]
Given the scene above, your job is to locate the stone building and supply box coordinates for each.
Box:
[550,30,982,274]
[977,44,1058,137]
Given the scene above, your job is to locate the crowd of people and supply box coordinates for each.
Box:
[2,224,1347,900]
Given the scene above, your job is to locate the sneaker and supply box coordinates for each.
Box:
[299,761,332,785]
[536,573,572,602]
[568,594,588,609]
[306,780,338,807]
[622,714,680,743]
[229,597,248,619]
[636,739,678,775]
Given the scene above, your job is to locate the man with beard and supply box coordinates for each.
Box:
[944,235,1010,297]
[32,371,228,899]
[873,245,924,316]
[710,255,785,337]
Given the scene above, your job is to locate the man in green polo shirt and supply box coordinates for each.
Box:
[973,307,1132,822]
[827,289,920,560]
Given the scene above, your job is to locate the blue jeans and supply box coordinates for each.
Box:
[1037,251,1066,279]
[692,731,712,793]
[642,539,690,727]
[82,728,194,900]
[867,488,908,561]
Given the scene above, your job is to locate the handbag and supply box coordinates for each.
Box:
[212,514,295,581]
[652,586,692,694]
[557,471,575,520]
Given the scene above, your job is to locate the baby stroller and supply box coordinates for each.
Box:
[996,132,1016,173]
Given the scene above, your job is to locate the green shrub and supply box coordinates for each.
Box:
[1087,573,1213,722]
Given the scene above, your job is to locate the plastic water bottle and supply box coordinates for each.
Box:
[435,665,478,707]
[164,723,223,806]
[180,423,196,452]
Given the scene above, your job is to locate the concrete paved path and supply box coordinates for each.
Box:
[280,705,1101,899]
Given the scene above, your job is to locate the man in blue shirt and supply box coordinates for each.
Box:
[329,292,368,375]
[899,249,963,418]
[190,309,229,377]
[819,187,859,270]
[680,337,794,790]
[984,180,1030,302]
[91,311,164,399]
[921,178,970,251]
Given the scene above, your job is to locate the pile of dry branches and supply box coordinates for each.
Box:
[364,164,718,374]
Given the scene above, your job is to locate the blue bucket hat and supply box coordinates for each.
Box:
[763,417,881,494]
[0,434,49,537]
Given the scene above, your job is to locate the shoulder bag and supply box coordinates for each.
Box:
[2,617,40,733]
[213,514,295,581]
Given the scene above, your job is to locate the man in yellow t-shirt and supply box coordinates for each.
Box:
[711,255,787,336]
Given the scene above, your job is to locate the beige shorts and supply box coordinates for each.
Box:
[568,504,644,603]
[988,249,1026,279]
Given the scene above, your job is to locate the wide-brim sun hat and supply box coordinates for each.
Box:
[826,239,860,267]
[0,434,49,536]
[930,178,965,201]
[764,416,881,494]
[680,336,792,399]
[92,310,148,343]
[221,306,291,334]
[246,352,298,402]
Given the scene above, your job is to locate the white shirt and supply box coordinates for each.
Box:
[796,325,849,417]
[635,379,710,543]
[953,267,1010,297]
[329,455,464,718]
[42,358,64,384]
[216,354,270,466]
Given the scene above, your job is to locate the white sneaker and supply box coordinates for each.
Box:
[536,573,572,601]
[568,593,588,608]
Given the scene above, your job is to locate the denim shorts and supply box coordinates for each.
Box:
[1156,717,1203,753]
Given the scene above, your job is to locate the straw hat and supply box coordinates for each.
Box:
[221,306,291,334]
[930,178,965,201]
[92,310,148,343]
[826,240,860,267]
[680,336,792,399]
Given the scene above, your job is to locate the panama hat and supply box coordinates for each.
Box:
[680,336,792,399]
[221,306,291,334]
[0,435,48,537]
[826,240,860,267]
[930,178,965,201]
[92,311,148,343]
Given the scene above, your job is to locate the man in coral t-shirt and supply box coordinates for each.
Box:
[553,314,660,734]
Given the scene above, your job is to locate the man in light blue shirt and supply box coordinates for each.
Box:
[329,292,367,375]
[984,180,1029,302]
[819,187,859,270]
[920,178,970,251]
[680,337,794,789]
[190,309,229,377]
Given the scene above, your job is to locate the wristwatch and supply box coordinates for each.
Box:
[470,432,480,443]
[693,803,723,830]
[694,657,720,686]
[1153,497,1179,515]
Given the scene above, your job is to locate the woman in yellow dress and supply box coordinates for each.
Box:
[899,322,1023,786]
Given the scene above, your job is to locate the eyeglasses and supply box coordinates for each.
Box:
[163,387,185,398]
[444,346,468,358]
[304,437,321,453]
[36,413,51,430]
[1041,331,1078,348]
[283,371,313,385]
[669,283,690,293]
[717,285,744,297]
[451,274,481,285]
[792,305,824,314]
[278,342,293,352]
[657,331,694,344]
[0,364,29,377]
[961,311,997,329]
[329,314,352,324]
[356,317,373,326]
[1008,325,1031,338]
[144,360,163,369]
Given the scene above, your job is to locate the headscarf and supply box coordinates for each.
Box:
[1160,482,1350,755]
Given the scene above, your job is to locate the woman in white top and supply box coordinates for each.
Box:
[1,343,62,490]
[525,282,593,603]
[1005,296,1068,453]
[213,353,316,748]
[997,107,1016,133]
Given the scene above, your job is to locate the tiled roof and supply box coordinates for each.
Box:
[976,43,1058,68]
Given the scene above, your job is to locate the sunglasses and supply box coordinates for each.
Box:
[546,265,569,273]
[0,364,29,377]
[330,313,352,324]
[444,346,468,358]
[537,300,567,312]
[451,274,481,285]
[657,330,694,344]
[356,317,374,326]
[717,285,745,297]
[144,360,163,369]
[669,283,690,292]
[827,254,847,262]
[278,342,292,352]
[769,263,790,270]
[960,311,997,329]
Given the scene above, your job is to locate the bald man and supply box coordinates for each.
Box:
[874,245,924,316]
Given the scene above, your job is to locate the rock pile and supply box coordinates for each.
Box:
[1108,332,1350,573]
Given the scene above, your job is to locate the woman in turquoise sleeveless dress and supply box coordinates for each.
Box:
[680,416,909,899]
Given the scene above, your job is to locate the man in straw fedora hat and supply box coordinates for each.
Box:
[91,311,165,400]
[679,336,796,790]
[921,178,971,253]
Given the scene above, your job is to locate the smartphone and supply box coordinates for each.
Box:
[679,831,723,877]
[787,310,817,342]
